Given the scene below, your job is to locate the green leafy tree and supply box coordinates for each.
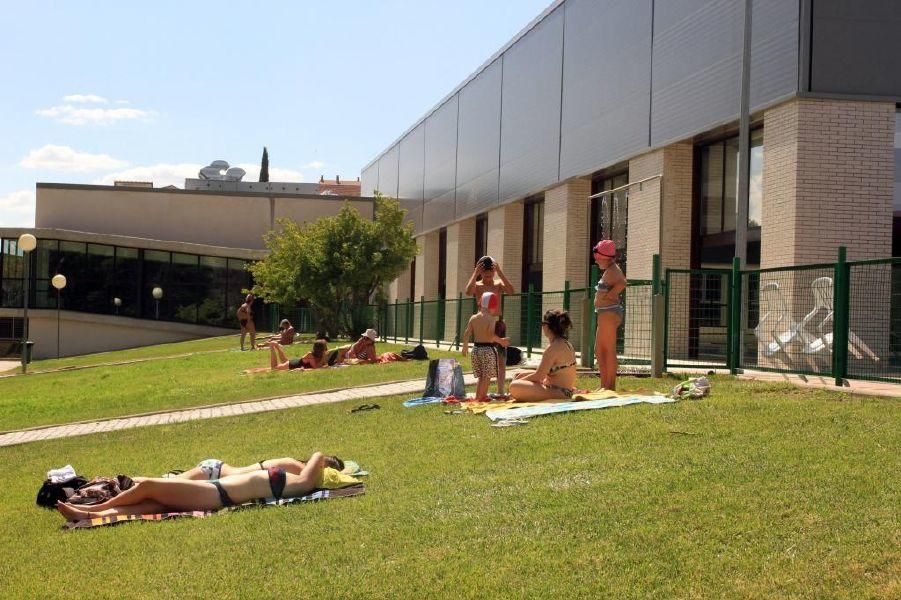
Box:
[249,194,417,337]
[259,147,269,182]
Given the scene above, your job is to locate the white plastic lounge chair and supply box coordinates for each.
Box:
[800,277,834,354]
[754,282,799,357]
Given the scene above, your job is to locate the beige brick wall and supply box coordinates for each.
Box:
[445,218,476,343]
[487,202,524,343]
[413,232,440,340]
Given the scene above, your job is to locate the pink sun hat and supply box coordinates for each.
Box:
[593,239,616,258]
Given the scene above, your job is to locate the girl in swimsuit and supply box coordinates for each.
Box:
[243,339,329,373]
[138,455,345,482]
[509,309,578,402]
[57,453,331,521]
[592,240,626,391]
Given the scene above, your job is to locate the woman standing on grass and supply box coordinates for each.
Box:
[509,309,577,401]
[57,453,330,520]
[592,240,626,391]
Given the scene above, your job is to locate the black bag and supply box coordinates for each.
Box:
[35,475,89,509]
[505,346,522,366]
[401,344,429,361]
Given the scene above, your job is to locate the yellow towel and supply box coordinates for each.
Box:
[318,467,361,489]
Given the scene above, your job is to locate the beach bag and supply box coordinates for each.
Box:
[67,475,136,506]
[670,377,711,400]
[401,344,429,361]
[35,475,89,509]
[424,358,465,398]
[505,346,522,366]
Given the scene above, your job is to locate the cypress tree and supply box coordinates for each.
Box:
[259,146,270,182]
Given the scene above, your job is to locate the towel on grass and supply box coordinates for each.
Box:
[63,484,366,530]
[484,395,676,421]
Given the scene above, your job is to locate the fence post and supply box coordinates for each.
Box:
[526,284,535,358]
[563,280,570,312]
[586,265,600,368]
[651,254,664,377]
[455,292,463,350]
[418,296,425,345]
[405,298,411,345]
[436,298,442,348]
[832,246,850,387]
[729,257,742,374]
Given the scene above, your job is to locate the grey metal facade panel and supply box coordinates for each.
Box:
[455,58,502,219]
[749,0,799,110]
[498,6,564,204]
[810,0,901,98]
[651,0,743,146]
[399,198,423,232]
[422,95,459,204]
[422,190,457,232]
[559,0,653,180]
[377,145,399,199]
[360,163,379,197]
[397,123,425,203]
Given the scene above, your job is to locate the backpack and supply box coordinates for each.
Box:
[66,475,135,506]
[505,346,522,366]
[35,475,89,509]
[401,344,429,361]
[423,358,466,398]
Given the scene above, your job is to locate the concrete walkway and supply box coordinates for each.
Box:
[0,375,478,449]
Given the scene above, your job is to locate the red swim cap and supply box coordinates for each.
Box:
[480,292,500,313]
[593,239,616,258]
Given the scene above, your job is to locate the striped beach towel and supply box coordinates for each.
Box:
[63,484,366,530]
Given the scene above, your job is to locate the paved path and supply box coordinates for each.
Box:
[0,375,479,449]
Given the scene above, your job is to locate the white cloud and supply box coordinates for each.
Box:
[62,94,108,104]
[93,163,203,188]
[0,190,36,227]
[302,160,325,170]
[36,95,155,125]
[19,145,129,172]
[235,163,305,183]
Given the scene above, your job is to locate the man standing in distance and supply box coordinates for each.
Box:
[465,256,515,395]
[237,293,257,351]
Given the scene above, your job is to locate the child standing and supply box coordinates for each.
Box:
[462,292,510,401]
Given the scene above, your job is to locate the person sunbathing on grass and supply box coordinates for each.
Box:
[143,455,344,482]
[57,452,330,521]
[243,339,328,373]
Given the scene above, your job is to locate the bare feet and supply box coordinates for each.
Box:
[57,501,93,521]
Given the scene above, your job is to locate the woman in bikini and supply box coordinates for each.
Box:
[244,339,329,373]
[592,240,626,391]
[508,309,577,402]
[144,455,345,482]
[57,453,331,521]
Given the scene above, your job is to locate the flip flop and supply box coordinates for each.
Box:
[349,403,380,413]
[491,418,529,428]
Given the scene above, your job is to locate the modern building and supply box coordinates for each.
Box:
[1,177,371,359]
[361,0,900,299]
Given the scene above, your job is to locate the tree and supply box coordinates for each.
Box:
[249,194,418,337]
[259,147,269,182]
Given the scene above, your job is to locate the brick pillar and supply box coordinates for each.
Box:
[444,218,476,344]
[542,177,591,348]
[414,232,440,340]
[627,143,693,362]
[759,98,895,372]
[487,203,524,344]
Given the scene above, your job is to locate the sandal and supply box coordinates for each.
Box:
[349,403,381,413]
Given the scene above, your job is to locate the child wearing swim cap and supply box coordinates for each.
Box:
[462,292,510,401]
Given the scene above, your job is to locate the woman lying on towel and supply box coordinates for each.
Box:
[243,339,328,373]
[57,452,331,520]
[145,455,344,482]
[509,309,578,402]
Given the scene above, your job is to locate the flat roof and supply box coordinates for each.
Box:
[37,182,375,203]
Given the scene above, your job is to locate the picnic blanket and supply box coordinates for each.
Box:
[63,484,366,530]
[484,395,675,421]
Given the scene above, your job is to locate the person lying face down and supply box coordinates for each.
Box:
[57,452,334,521]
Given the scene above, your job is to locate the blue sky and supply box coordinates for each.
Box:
[0,0,551,227]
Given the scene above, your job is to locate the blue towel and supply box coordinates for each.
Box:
[403,396,444,407]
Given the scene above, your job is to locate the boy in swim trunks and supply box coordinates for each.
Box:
[462,292,510,401]
[464,256,515,395]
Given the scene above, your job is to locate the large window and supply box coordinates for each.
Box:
[474,214,488,264]
[696,128,763,267]
[522,198,544,292]
[893,109,900,256]
[0,237,254,328]
[437,228,447,300]
[590,171,629,275]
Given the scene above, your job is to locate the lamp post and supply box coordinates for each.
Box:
[113,297,122,316]
[51,274,67,359]
[152,286,163,320]
[17,233,36,374]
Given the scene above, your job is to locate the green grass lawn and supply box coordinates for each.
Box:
[0,338,469,431]
[1,376,898,598]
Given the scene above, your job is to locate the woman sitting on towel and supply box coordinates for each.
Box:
[244,339,328,373]
[509,309,577,402]
[57,452,331,520]
[148,455,344,482]
[256,319,296,348]
[346,329,379,364]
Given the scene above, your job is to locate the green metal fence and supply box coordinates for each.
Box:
[663,248,901,385]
